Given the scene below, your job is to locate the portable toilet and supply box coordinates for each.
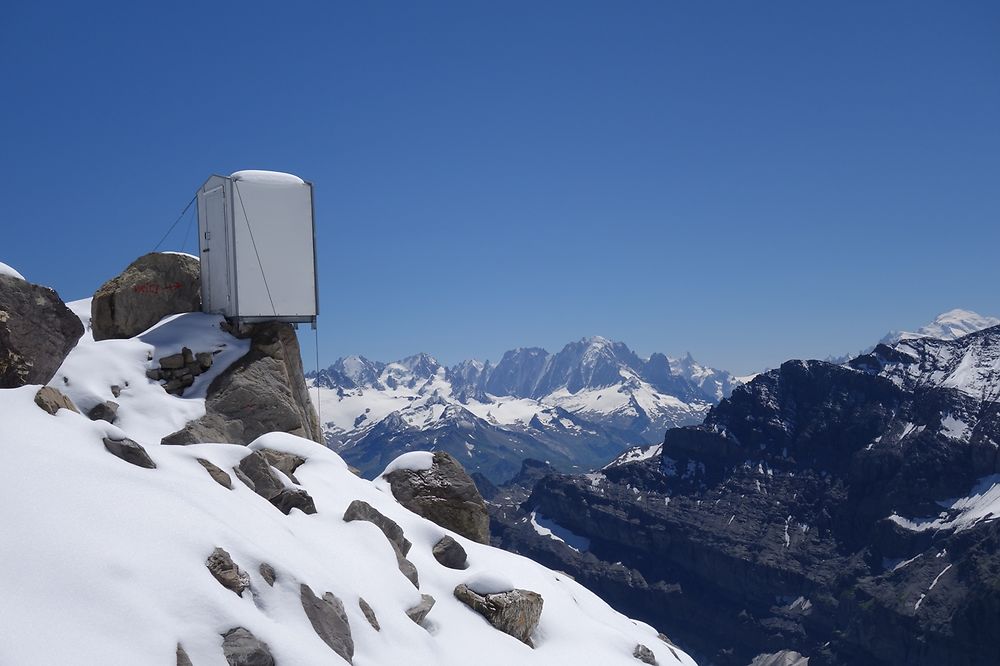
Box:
[195,170,317,326]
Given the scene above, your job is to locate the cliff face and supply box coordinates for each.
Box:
[490,327,1000,666]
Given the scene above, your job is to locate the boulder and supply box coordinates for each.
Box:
[176,644,193,666]
[162,322,321,445]
[342,499,418,587]
[383,451,490,544]
[633,643,657,665]
[34,386,78,415]
[453,584,543,647]
[406,594,436,625]
[300,584,354,664]
[91,252,200,341]
[259,447,305,483]
[197,458,233,489]
[221,627,273,666]
[0,274,83,388]
[87,400,118,423]
[233,450,316,515]
[358,598,380,631]
[259,562,276,586]
[206,547,250,596]
[432,535,468,569]
[343,500,412,556]
[102,436,156,469]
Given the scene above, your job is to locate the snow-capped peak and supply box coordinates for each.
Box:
[882,309,1000,345]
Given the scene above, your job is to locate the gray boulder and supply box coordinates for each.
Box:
[406,594,436,625]
[176,644,193,666]
[206,547,250,596]
[259,562,276,586]
[633,643,657,665]
[432,535,468,569]
[0,274,83,388]
[453,584,543,647]
[343,500,412,556]
[358,598,380,631]
[91,252,201,341]
[197,458,233,489]
[162,322,321,445]
[233,450,317,515]
[342,499,418,587]
[34,386,78,415]
[221,627,273,666]
[259,447,305,483]
[300,584,354,663]
[383,451,490,544]
[102,436,156,469]
[87,400,118,423]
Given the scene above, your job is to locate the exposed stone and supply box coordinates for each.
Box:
[270,487,317,515]
[396,551,420,588]
[146,368,163,381]
[176,644,193,666]
[87,400,118,423]
[633,643,657,665]
[159,352,186,370]
[234,451,316,515]
[33,386,78,415]
[197,458,233,489]
[343,500,412,556]
[206,547,250,596]
[91,252,201,341]
[110,384,122,398]
[0,274,83,388]
[102,436,156,469]
[383,451,490,544]
[197,351,214,371]
[406,594,436,625]
[300,584,354,664]
[432,535,468,569]
[259,562,276,586]
[453,584,543,647]
[358,597,380,631]
[259,448,305,484]
[162,322,321,445]
[221,627,273,666]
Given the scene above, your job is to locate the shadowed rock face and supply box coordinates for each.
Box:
[91,252,201,341]
[383,451,490,544]
[162,321,321,446]
[0,274,83,388]
[490,327,1000,666]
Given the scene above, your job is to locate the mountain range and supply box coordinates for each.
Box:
[310,337,740,482]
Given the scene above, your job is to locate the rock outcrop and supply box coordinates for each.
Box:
[405,594,435,625]
[206,547,250,596]
[197,458,233,489]
[382,451,490,544]
[432,535,468,569]
[221,627,273,666]
[102,436,156,469]
[233,450,316,515]
[34,386,78,415]
[358,598,380,631]
[91,252,201,341]
[453,584,543,647]
[300,584,354,664]
[342,499,420,588]
[0,274,83,388]
[147,346,214,396]
[162,322,321,445]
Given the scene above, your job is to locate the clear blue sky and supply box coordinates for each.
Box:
[2,2,998,374]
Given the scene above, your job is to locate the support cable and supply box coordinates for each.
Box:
[152,194,197,252]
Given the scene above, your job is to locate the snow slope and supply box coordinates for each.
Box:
[0,310,697,665]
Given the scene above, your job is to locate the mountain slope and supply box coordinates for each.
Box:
[311,337,738,482]
[489,324,1000,665]
[0,296,698,666]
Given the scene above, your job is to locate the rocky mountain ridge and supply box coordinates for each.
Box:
[311,337,738,482]
[487,323,1000,665]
